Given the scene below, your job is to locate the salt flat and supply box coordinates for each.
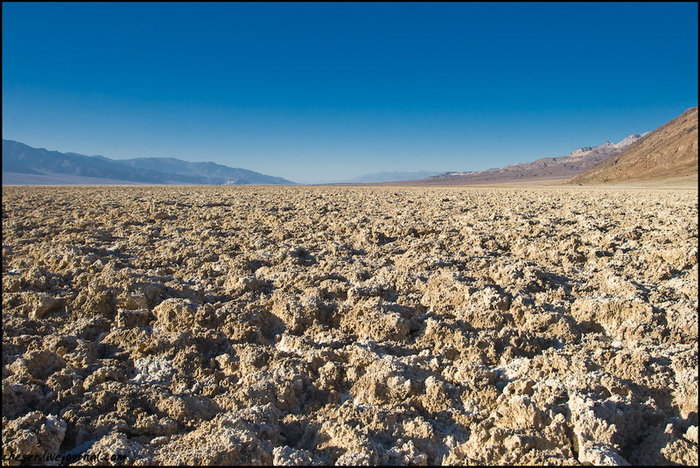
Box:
[2,185,697,465]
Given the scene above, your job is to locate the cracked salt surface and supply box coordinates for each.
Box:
[1,185,697,465]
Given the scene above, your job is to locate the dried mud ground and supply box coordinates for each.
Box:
[2,185,698,466]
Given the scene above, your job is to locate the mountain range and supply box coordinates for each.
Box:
[570,107,698,185]
[1,140,296,186]
[336,170,442,184]
[4,107,697,187]
[389,133,647,186]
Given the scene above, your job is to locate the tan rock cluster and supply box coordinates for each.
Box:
[2,185,697,465]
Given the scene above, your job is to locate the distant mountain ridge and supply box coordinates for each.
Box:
[569,107,698,185]
[340,170,442,184]
[387,133,647,186]
[2,140,296,185]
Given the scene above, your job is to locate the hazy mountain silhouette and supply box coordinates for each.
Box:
[2,140,296,185]
[339,170,442,184]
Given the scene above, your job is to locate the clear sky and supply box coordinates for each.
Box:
[2,2,698,184]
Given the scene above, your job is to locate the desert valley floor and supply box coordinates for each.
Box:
[2,185,698,465]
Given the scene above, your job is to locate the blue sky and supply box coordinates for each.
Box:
[2,2,698,184]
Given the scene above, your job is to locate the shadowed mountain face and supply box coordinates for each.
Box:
[382,134,646,186]
[569,107,698,185]
[1,140,296,185]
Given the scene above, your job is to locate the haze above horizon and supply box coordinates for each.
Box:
[2,2,698,184]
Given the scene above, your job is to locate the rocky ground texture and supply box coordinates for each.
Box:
[2,185,698,466]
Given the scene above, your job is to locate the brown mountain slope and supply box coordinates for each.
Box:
[377,134,644,187]
[569,107,698,185]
